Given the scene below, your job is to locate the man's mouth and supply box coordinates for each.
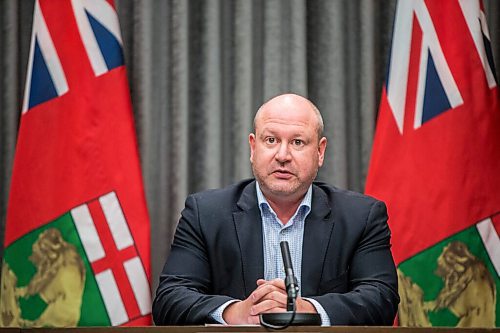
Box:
[272,170,294,179]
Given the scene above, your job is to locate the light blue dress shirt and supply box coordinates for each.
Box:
[211,182,331,325]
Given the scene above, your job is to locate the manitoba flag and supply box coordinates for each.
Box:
[0,0,151,327]
[366,0,500,327]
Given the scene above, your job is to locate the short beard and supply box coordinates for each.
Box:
[252,165,318,201]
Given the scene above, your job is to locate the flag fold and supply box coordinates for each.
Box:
[366,0,500,327]
[0,0,151,327]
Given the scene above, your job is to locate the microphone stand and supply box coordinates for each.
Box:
[259,241,321,329]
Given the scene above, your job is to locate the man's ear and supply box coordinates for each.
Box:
[318,137,327,167]
[249,133,256,163]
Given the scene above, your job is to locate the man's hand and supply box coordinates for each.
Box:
[257,279,317,313]
[222,279,286,324]
[222,279,317,325]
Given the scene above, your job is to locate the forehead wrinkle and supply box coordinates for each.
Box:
[258,123,311,140]
[259,118,311,129]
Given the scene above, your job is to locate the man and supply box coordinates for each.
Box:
[153,94,399,325]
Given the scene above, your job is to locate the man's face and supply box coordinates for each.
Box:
[249,95,327,202]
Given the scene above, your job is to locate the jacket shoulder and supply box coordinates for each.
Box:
[313,181,383,205]
[188,179,255,210]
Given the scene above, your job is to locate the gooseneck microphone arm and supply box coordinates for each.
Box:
[259,241,321,329]
[280,241,299,311]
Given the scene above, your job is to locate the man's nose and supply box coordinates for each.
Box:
[275,142,291,162]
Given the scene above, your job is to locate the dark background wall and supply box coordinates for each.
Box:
[1,0,499,290]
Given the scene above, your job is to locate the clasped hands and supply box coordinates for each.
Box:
[222,278,317,325]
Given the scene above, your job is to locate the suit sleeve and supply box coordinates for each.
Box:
[310,201,400,325]
[152,195,234,325]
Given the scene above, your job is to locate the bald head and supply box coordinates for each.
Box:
[253,94,324,140]
[248,93,328,205]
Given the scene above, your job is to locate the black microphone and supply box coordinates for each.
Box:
[280,241,299,310]
[259,240,321,328]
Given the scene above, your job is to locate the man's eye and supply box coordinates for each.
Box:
[265,137,276,144]
[293,139,303,146]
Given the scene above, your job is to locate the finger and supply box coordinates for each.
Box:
[256,278,286,291]
[252,291,287,311]
[256,279,278,289]
[252,284,273,302]
[257,278,285,288]
[260,290,287,305]
[255,281,271,290]
[250,299,287,315]
[252,284,286,302]
[260,307,287,314]
[266,278,286,290]
[256,279,267,286]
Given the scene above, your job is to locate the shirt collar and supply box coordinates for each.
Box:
[255,181,312,219]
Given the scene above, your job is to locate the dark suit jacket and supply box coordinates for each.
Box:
[153,179,399,325]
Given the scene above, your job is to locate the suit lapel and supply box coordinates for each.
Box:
[301,184,334,296]
[233,181,264,296]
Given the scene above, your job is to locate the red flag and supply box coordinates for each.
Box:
[366,0,500,327]
[1,0,151,326]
